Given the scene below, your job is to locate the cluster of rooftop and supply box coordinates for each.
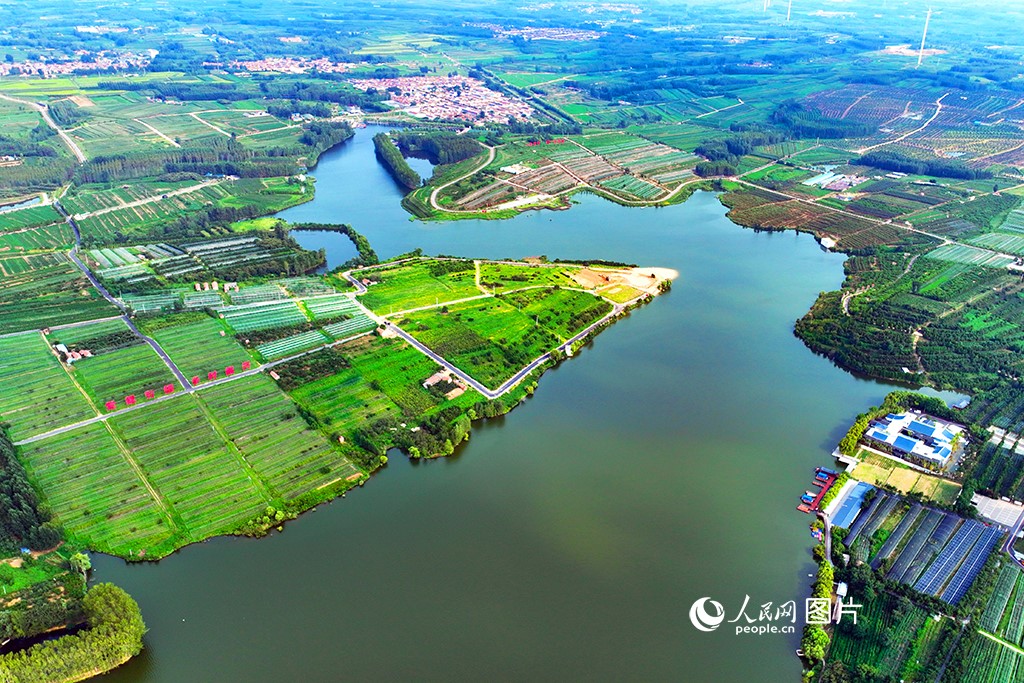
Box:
[0,50,154,77]
[863,410,967,469]
[350,76,534,123]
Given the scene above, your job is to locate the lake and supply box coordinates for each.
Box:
[97,127,940,682]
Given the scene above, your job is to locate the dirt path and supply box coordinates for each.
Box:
[135,118,180,147]
[856,92,949,154]
[189,112,231,137]
[840,93,872,120]
[73,179,223,219]
[0,93,86,162]
[695,98,745,119]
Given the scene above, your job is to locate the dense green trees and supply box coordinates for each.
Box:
[373,133,420,191]
[857,150,992,180]
[771,102,874,139]
[0,429,62,554]
[0,584,146,682]
[392,132,483,166]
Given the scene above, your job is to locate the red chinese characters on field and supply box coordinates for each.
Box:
[104,400,116,411]
[125,395,136,406]
[241,361,251,371]
[225,366,235,376]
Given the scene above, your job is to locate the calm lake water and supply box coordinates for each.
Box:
[97,127,938,682]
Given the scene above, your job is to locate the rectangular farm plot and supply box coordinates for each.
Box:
[477,263,581,291]
[302,294,359,319]
[150,317,254,379]
[0,331,96,441]
[359,261,481,314]
[199,375,361,499]
[0,220,75,252]
[969,232,1024,256]
[321,314,376,340]
[111,399,270,540]
[256,330,330,360]
[69,342,177,407]
[17,423,176,556]
[218,300,309,333]
[924,244,1016,268]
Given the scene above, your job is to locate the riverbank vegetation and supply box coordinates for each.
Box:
[373,133,420,191]
[0,584,145,682]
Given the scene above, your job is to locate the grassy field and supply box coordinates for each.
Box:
[477,262,583,292]
[853,450,962,504]
[359,260,481,313]
[0,331,96,442]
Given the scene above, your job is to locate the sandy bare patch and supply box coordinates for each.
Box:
[886,468,919,493]
[69,95,95,107]
[572,266,678,298]
[880,44,947,57]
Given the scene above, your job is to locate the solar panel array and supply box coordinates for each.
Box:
[914,520,984,595]
[939,526,1002,605]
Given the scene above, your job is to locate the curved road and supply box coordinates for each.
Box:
[428,144,496,212]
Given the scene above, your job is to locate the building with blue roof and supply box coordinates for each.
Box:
[861,410,967,470]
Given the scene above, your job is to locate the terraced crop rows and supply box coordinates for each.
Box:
[0,331,96,441]
[256,330,330,360]
[17,423,175,556]
[112,399,269,541]
[219,301,309,333]
[199,375,361,500]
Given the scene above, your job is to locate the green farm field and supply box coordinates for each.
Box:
[0,253,119,333]
[0,220,75,252]
[477,262,583,292]
[110,398,270,544]
[198,375,361,500]
[68,342,177,408]
[286,336,467,432]
[359,260,481,314]
[0,204,63,232]
[399,283,613,387]
[17,421,176,557]
[0,331,96,441]
[146,315,254,379]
